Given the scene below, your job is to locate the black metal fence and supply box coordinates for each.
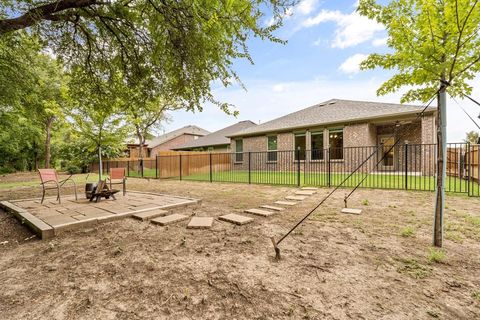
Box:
[93,143,480,197]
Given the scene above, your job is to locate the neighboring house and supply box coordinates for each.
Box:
[172,121,257,152]
[126,125,210,158]
[227,99,437,173]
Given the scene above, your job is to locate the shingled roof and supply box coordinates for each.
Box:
[145,125,210,148]
[173,121,257,150]
[228,99,436,137]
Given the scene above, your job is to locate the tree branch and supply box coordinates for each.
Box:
[0,0,106,34]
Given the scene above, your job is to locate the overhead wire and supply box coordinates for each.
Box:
[271,88,442,259]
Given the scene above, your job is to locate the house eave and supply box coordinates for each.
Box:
[227,109,436,138]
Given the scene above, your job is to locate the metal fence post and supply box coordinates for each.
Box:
[297,148,301,187]
[327,147,331,187]
[179,154,182,180]
[209,153,213,183]
[467,142,471,196]
[155,156,158,179]
[405,143,408,190]
[248,152,251,184]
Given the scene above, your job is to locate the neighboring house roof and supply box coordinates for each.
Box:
[228,99,437,137]
[128,125,210,148]
[173,121,257,150]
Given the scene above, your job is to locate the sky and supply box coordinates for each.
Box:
[164,0,480,143]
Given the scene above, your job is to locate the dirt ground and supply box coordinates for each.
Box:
[0,173,479,319]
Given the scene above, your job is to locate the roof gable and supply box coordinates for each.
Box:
[146,125,210,148]
[173,121,257,150]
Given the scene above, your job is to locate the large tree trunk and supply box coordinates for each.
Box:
[44,117,54,169]
[433,82,447,247]
[136,130,145,175]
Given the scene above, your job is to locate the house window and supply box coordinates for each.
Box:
[329,129,343,160]
[235,139,243,162]
[294,133,306,161]
[311,132,324,160]
[267,136,278,162]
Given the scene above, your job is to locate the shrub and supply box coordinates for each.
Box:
[66,165,81,175]
[0,166,16,174]
[362,199,369,206]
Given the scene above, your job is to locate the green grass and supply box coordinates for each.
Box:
[400,226,415,237]
[0,173,100,189]
[427,248,447,264]
[150,170,480,194]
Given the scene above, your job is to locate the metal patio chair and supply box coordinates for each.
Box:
[38,169,78,204]
[107,167,127,196]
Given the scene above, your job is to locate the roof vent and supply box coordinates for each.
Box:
[318,103,326,106]
[328,100,336,105]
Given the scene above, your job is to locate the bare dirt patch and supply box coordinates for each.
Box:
[0,175,479,319]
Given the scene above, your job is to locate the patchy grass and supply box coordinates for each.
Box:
[362,199,370,206]
[400,226,415,237]
[427,248,447,264]
[472,291,480,302]
[396,258,430,279]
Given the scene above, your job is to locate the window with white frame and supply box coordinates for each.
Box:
[311,131,324,160]
[294,133,306,161]
[329,129,343,160]
[235,139,243,162]
[267,136,278,162]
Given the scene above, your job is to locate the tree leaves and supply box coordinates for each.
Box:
[358,0,480,102]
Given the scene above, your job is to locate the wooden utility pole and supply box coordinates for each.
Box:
[433,82,447,247]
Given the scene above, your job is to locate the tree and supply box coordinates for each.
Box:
[465,131,480,144]
[358,0,480,247]
[0,32,39,109]
[68,69,130,179]
[1,0,291,113]
[26,54,70,168]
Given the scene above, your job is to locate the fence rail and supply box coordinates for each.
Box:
[92,143,480,197]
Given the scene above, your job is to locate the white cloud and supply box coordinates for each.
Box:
[302,9,384,48]
[372,37,388,47]
[272,84,286,92]
[297,0,319,15]
[265,0,318,26]
[165,76,480,142]
[339,53,369,74]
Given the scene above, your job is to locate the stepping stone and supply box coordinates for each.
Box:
[132,209,169,221]
[295,190,316,195]
[301,187,318,190]
[219,214,253,225]
[151,214,189,226]
[286,195,307,201]
[274,201,296,206]
[260,205,284,211]
[341,208,362,215]
[187,217,214,229]
[244,208,274,217]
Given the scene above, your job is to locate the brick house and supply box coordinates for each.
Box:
[126,125,210,158]
[227,99,437,173]
[172,121,257,152]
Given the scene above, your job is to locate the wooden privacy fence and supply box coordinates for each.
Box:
[447,144,480,182]
[156,151,230,179]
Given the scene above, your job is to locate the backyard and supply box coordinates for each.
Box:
[0,173,479,319]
